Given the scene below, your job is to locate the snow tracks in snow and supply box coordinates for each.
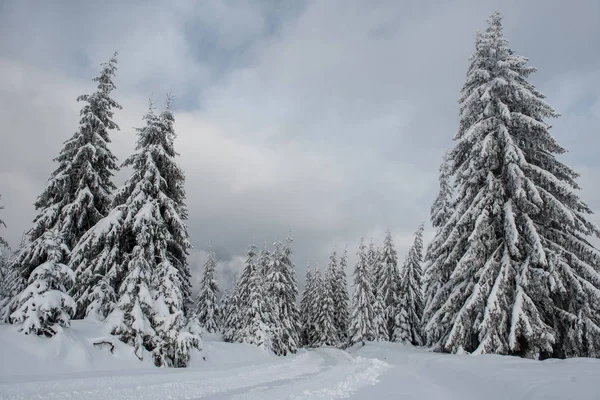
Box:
[0,347,391,400]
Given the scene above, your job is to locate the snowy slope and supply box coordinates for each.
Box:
[1,321,599,399]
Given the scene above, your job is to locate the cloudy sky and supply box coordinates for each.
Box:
[0,0,599,290]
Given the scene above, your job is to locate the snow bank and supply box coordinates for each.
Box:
[0,321,276,383]
[348,341,600,400]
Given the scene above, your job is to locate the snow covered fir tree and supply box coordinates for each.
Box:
[8,230,76,336]
[70,99,199,366]
[348,238,375,346]
[423,12,600,359]
[394,224,424,345]
[195,250,220,333]
[0,54,122,326]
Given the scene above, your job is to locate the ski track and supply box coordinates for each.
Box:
[0,348,391,400]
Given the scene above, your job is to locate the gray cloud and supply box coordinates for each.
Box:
[0,0,599,291]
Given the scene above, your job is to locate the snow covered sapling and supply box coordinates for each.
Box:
[394,224,424,345]
[196,251,220,333]
[9,230,76,337]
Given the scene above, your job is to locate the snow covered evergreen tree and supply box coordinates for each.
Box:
[422,153,455,328]
[368,240,388,341]
[195,251,220,333]
[299,267,316,346]
[379,231,401,339]
[2,55,122,321]
[0,236,26,320]
[221,284,241,343]
[155,101,193,316]
[332,249,350,342]
[239,253,277,351]
[257,246,272,279]
[266,236,300,355]
[394,224,424,345]
[218,289,231,329]
[9,230,76,336]
[424,12,600,358]
[348,238,375,346]
[73,100,198,365]
[312,265,338,347]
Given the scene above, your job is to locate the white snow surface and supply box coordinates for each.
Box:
[1,320,599,399]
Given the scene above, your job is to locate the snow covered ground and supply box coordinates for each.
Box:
[1,321,599,399]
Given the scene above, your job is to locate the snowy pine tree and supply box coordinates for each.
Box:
[9,230,76,336]
[422,153,455,328]
[155,101,193,316]
[333,249,350,342]
[2,55,122,321]
[221,284,241,343]
[74,100,198,365]
[424,12,600,358]
[348,238,375,346]
[299,267,316,346]
[378,231,401,340]
[266,236,300,355]
[323,254,341,346]
[312,265,338,347]
[195,251,220,333]
[257,246,272,279]
[239,253,277,351]
[0,236,26,321]
[368,240,388,341]
[394,224,424,345]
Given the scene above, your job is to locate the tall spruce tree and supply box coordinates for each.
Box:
[380,231,401,339]
[221,284,241,343]
[196,251,220,333]
[348,238,375,346]
[240,262,277,351]
[313,265,338,346]
[333,249,350,342]
[368,240,388,341]
[422,154,455,328]
[231,245,259,342]
[394,224,424,345]
[155,100,193,315]
[266,236,300,355]
[299,267,316,346]
[2,55,121,322]
[73,100,198,365]
[424,12,600,358]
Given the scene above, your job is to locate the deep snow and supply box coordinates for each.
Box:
[0,320,599,399]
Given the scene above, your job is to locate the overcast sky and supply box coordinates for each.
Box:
[0,0,599,291]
